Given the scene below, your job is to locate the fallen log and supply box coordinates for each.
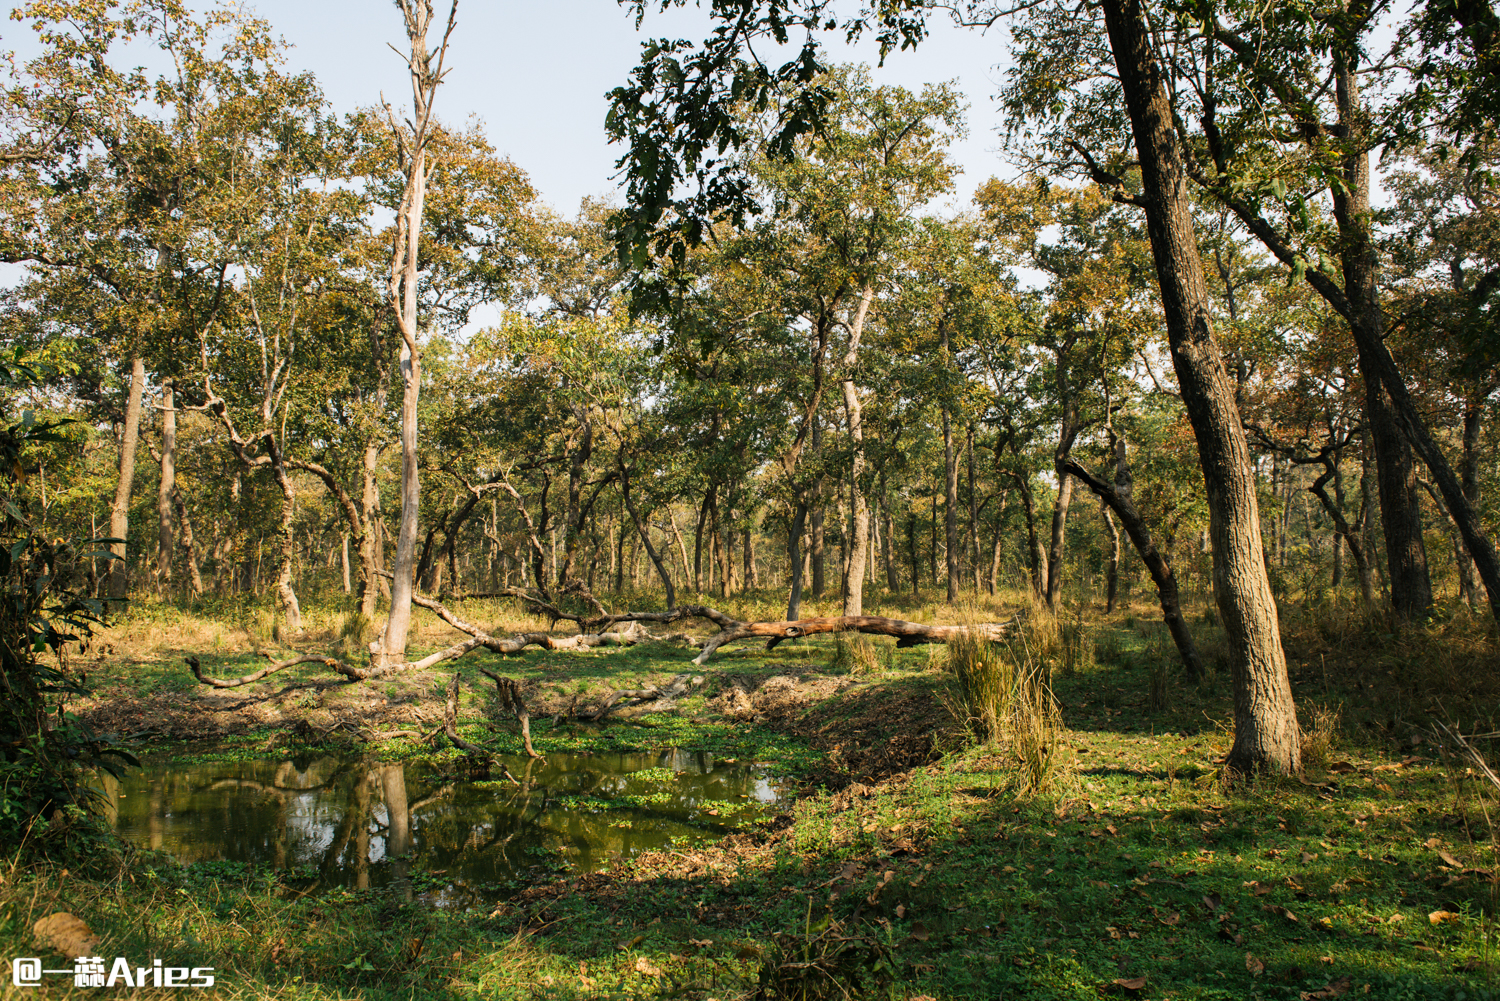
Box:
[184,587,1013,696]
[684,614,1015,665]
[186,654,349,689]
[586,672,700,722]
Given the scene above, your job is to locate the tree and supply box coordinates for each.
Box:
[371,0,457,670]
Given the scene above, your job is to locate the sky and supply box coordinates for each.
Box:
[229,1,1022,216]
[0,3,1028,313]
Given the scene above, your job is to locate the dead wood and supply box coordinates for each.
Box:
[186,654,353,689]
[587,672,700,721]
[443,671,488,759]
[478,667,541,758]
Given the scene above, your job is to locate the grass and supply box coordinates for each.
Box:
[6,587,1500,998]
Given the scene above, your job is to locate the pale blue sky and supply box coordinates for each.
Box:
[237,1,1020,215]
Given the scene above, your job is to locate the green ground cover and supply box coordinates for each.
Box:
[5,594,1500,999]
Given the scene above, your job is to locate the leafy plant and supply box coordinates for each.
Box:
[0,356,136,855]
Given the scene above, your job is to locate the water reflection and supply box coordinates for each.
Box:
[105,750,781,903]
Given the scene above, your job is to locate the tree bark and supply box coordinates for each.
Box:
[840,285,873,615]
[1045,471,1075,609]
[108,355,146,603]
[880,477,899,592]
[988,489,1009,595]
[156,380,175,589]
[170,483,203,596]
[968,425,981,593]
[359,443,382,619]
[375,0,453,668]
[619,460,675,608]
[1329,42,1433,623]
[943,404,960,602]
[906,505,920,596]
[267,439,302,633]
[785,499,809,620]
[1103,503,1120,613]
[1103,0,1297,772]
[1013,469,1046,599]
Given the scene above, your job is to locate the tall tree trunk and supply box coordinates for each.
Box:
[1325,44,1435,624]
[713,495,732,598]
[988,490,1009,595]
[785,499,809,620]
[943,406,960,602]
[157,380,175,589]
[1364,393,1432,619]
[1013,470,1046,599]
[108,355,146,603]
[359,444,382,619]
[906,506,920,596]
[694,486,713,594]
[669,508,693,586]
[1103,0,1297,772]
[267,442,302,633]
[376,0,452,669]
[1455,394,1487,606]
[170,484,203,596]
[1047,364,1082,609]
[1103,504,1121,613]
[743,523,756,589]
[619,461,675,608]
[968,425,981,593]
[880,476,899,592]
[840,286,873,615]
[1045,472,1075,609]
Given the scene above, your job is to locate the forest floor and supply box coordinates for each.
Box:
[7,589,1500,999]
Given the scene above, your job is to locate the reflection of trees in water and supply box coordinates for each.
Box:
[110,752,778,894]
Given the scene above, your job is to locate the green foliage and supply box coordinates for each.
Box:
[0,362,135,855]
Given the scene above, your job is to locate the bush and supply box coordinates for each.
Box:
[0,362,135,856]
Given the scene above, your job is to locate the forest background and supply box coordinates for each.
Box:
[0,0,1498,995]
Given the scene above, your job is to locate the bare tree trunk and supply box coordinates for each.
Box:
[988,490,1009,595]
[907,506,920,596]
[742,524,755,589]
[375,0,455,668]
[968,425,981,593]
[170,485,203,596]
[1103,0,1297,772]
[108,355,146,603]
[268,442,302,633]
[156,380,175,590]
[1103,504,1120,613]
[1366,394,1432,620]
[1014,470,1046,599]
[840,286,873,615]
[880,477,898,592]
[785,499,809,620]
[619,460,675,608]
[943,404,960,602]
[358,444,382,618]
[1456,395,1487,606]
[1045,472,1075,609]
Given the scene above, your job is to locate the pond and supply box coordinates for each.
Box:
[100,749,783,905]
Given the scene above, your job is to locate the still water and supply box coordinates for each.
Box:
[100,750,781,903]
